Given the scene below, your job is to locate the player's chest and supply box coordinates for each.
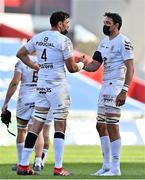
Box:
[100,41,121,60]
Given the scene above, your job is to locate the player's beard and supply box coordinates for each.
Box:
[61,29,68,35]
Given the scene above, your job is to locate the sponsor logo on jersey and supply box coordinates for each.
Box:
[40,63,53,69]
[36,41,54,47]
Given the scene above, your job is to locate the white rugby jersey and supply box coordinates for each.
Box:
[25,30,73,81]
[97,33,134,81]
[15,56,38,97]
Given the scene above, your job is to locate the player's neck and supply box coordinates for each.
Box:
[109,31,120,40]
[51,26,61,33]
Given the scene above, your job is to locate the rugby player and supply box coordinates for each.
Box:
[16,11,87,176]
[83,12,134,176]
[1,56,51,172]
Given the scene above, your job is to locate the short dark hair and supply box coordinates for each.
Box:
[104,12,122,30]
[50,11,69,27]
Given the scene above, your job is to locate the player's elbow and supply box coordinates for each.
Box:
[16,50,21,59]
[16,50,25,60]
[16,46,28,60]
[67,66,78,73]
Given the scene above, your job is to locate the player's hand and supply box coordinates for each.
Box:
[116,90,127,106]
[33,63,40,71]
[77,55,89,66]
[1,109,11,128]
[2,104,8,114]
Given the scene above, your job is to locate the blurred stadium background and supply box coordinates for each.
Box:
[0,0,145,148]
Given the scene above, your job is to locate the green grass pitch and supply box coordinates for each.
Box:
[0,145,144,179]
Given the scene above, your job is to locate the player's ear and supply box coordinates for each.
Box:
[115,23,119,30]
[58,21,63,27]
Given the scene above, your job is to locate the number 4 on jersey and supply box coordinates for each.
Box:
[41,48,47,61]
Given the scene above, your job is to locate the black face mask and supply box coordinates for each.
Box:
[103,25,111,36]
[61,29,68,35]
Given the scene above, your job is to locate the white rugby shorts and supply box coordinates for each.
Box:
[98,79,124,114]
[35,79,70,120]
[16,94,35,121]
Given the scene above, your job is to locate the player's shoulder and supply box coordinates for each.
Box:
[15,59,22,67]
[35,30,70,41]
[98,36,109,48]
[14,59,24,72]
[118,33,131,43]
[118,34,134,52]
[56,32,71,42]
[55,33,72,48]
[33,30,49,39]
[100,36,109,44]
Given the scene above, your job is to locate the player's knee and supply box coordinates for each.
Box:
[96,114,108,135]
[107,124,120,141]
[54,120,66,133]
[17,128,27,136]
[96,122,108,136]
[33,109,48,122]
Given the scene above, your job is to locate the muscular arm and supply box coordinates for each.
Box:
[16,46,39,71]
[116,59,134,106]
[124,59,134,86]
[83,60,102,72]
[2,71,21,112]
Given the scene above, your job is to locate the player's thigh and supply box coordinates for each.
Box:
[33,90,50,124]
[45,108,53,125]
[50,83,70,121]
[16,101,34,121]
[16,103,34,130]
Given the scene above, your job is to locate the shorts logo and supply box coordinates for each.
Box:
[104,94,113,102]
[37,87,51,94]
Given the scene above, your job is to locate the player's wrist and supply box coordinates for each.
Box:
[77,62,84,71]
[122,84,129,93]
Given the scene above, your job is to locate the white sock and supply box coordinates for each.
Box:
[54,138,64,168]
[34,157,42,166]
[100,136,111,168]
[41,149,48,167]
[20,148,33,166]
[17,142,24,164]
[111,138,121,170]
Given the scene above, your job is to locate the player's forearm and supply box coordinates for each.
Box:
[19,55,39,71]
[83,61,101,72]
[124,68,134,86]
[4,82,18,105]
[16,47,39,71]
[124,59,134,86]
